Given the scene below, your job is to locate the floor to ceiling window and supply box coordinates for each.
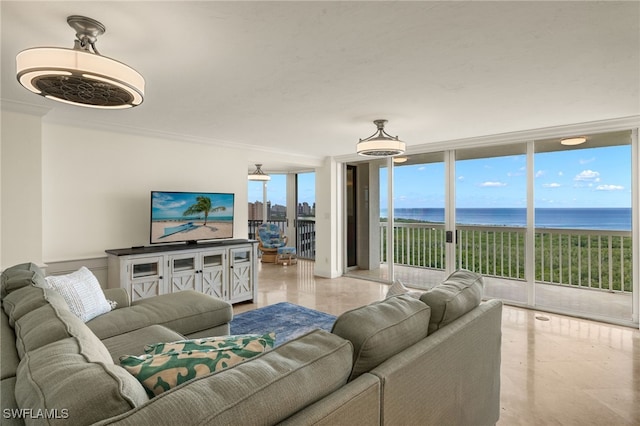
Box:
[343,128,637,327]
[533,131,633,324]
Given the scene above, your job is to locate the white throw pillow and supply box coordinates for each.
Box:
[386,280,425,299]
[44,267,112,322]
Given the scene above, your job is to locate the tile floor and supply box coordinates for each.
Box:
[234,260,640,425]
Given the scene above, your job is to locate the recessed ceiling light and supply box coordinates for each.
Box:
[560,136,587,146]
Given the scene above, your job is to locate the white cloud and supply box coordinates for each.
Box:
[558,171,564,176]
[596,184,624,191]
[542,183,561,188]
[458,175,465,181]
[535,170,545,178]
[480,181,507,187]
[418,166,426,171]
[579,157,595,165]
[574,169,600,182]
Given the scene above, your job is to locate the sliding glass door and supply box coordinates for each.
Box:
[387,153,447,289]
[454,144,528,304]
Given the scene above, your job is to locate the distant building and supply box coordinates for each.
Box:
[250,201,315,220]
[270,203,286,219]
[298,202,315,217]
[248,201,264,220]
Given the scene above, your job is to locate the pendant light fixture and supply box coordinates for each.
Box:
[248,164,271,181]
[356,119,406,157]
[16,15,144,109]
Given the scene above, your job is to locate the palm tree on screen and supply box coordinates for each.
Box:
[182,196,226,226]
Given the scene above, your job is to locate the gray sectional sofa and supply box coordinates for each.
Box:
[1,263,502,425]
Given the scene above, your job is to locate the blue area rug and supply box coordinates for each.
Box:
[230,302,336,346]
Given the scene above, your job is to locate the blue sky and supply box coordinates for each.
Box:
[383,145,631,208]
[249,145,631,210]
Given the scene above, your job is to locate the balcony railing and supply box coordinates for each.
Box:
[248,219,316,260]
[380,222,632,293]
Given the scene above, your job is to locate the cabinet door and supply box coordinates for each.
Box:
[200,250,226,299]
[229,247,253,302]
[169,253,199,293]
[128,256,165,301]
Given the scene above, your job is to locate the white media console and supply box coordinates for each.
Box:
[105,239,258,303]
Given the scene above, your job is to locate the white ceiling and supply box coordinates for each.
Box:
[2,1,639,172]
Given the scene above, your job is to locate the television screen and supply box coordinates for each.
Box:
[150,191,235,244]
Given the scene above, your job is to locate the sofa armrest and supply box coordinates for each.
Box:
[371,299,502,426]
[102,288,130,309]
[278,373,380,426]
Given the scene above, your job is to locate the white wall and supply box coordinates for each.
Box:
[41,123,250,261]
[1,108,315,267]
[1,109,45,268]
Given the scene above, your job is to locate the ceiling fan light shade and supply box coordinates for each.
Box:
[15,15,144,109]
[248,164,271,181]
[16,47,145,109]
[560,136,587,146]
[356,119,406,157]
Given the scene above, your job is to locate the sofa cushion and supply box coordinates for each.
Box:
[331,294,431,381]
[3,285,47,327]
[1,262,46,299]
[1,312,19,380]
[144,332,276,355]
[14,303,88,359]
[87,290,232,340]
[1,377,20,426]
[97,329,353,425]
[2,284,68,327]
[102,325,186,363]
[44,267,113,322]
[16,337,149,425]
[120,332,276,396]
[420,269,484,334]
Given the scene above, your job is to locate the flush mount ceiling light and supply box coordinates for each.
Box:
[393,156,408,164]
[356,119,406,157]
[560,136,587,146]
[16,15,144,109]
[248,164,271,181]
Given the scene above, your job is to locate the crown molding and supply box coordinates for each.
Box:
[0,100,324,167]
[0,98,51,117]
[44,115,324,165]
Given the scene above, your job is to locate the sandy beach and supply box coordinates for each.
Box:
[151,220,233,243]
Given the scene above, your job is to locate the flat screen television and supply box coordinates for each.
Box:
[150,191,235,245]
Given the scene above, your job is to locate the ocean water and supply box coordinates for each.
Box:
[380,208,632,231]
